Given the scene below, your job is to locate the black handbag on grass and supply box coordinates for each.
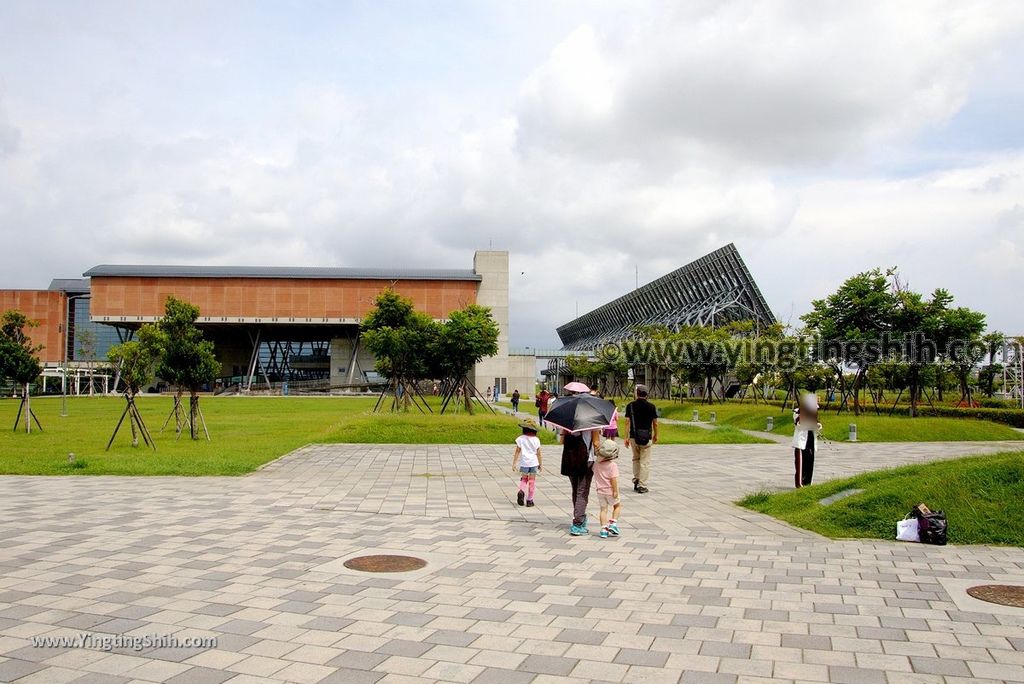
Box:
[912,505,948,546]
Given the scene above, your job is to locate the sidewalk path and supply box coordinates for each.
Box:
[1,440,1022,683]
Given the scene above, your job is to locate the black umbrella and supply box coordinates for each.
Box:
[544,394,616,433]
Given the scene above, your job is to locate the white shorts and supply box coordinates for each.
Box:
[597,493,620,508]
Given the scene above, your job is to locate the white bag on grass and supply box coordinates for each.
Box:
[896,517,920,543]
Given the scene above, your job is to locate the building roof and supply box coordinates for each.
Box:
[83,265,482,282]
[48,278,90,293]
[556,243,776,350]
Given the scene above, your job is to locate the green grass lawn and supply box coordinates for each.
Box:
[738,451,1024,547]
[656,423,771,444]
[658,402,1022,443]
[322,408,559,445]
[0,395,767,476]
[0,395,557,476]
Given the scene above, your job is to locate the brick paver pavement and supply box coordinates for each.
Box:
[1,439,1023,683]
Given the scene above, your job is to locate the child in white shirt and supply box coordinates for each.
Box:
[513,423,543,507]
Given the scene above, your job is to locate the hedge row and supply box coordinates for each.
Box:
[915,405,1024,429]
[979,397,1021,409]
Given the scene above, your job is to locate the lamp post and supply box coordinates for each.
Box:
[61,293,91,418]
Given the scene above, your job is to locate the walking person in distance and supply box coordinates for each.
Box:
[623,384,658,494]
[536,388,551,427]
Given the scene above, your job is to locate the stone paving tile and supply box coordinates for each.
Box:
[1,441,1024,683]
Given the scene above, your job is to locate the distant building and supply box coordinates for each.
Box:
[0,251,534,396]
[545,243,776,395]
[557,243,776,351]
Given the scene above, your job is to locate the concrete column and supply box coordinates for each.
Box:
[468,250,537,397]
[330,334,376,388]
[471,251,510,395]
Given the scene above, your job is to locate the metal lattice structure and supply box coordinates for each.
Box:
[1001,339,1023,408]
[557,243,776,351]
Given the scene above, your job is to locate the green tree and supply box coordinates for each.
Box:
[76,327,97,396]
[361,290,439,412]
[768,332,816,407]
[889,283,949,416]
[106,324,163,448]
[632,324,678,399]
[109,329,163,397]
[153,296,219,439]
[433,304,499,413]
[593,355,629,397]
[0,310,44,433]
[980,331,1006,397]
[733,322,785,403]
[802,269,898,415]
[937,305,987,406]
[674,325,737,404]
[565,354,599,388]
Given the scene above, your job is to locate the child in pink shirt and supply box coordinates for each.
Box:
[593,439,622,538]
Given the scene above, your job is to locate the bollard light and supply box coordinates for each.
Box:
[68,453,76,463]
[710,411,717,423]
[849,423,857,442]
[692,409,699,421]
[766,416,774,431]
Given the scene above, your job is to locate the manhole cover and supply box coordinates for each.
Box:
[343,555,427,573]
[966,585,1024,608]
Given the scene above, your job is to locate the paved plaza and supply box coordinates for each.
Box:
[1,440,1023,683]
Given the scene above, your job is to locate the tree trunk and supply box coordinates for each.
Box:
[130,405,139,447]
[190,392,199,440]
[959,370,971,406]
[908,366,918,417]
[23,384,30,434]
[463,378,474,414]
[852,369,863,416]
[176,388,185,433]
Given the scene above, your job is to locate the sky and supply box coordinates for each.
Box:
[1,0,1023,348]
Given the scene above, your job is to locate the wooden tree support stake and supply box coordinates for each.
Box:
[106,394,157,451]
[11,396,44,433]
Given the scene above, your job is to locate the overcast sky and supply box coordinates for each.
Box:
[1,1,1022,347]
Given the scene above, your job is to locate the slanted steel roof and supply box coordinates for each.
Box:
[83,265,482,281]
[556,243,776,350]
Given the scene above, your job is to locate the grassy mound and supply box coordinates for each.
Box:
[659,402,1023,442]
[738,451,1024,547]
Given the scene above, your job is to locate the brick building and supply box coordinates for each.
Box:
[0,251,534,395]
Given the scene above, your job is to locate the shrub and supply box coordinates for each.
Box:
[979,397,1019,409]
[915,405,1024,429]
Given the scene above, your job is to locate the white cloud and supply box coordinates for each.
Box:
[0,0,1022,346]
[516,0,1024,166]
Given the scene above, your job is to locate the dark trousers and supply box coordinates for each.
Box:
[794,431,815,487]
[568,468,594,526]
[511,400,519,412]
[538,410,546,425]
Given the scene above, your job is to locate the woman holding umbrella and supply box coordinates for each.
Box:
[549,385,617,536]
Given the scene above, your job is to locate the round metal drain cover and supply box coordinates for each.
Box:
[343,554,427,573]
[966,585,1024,608]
